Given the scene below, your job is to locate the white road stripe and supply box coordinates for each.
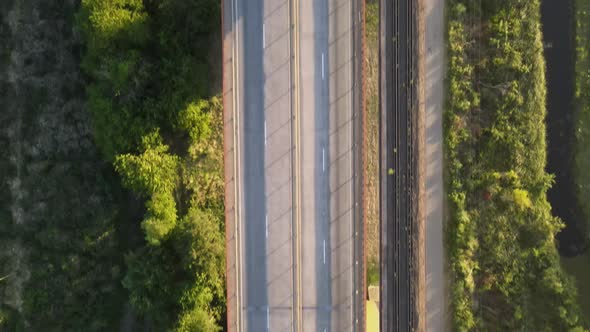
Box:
[266,306,270,331]
[264,121,267,146]
[323,240,326,264]
[265,214,268,238]
[321,52,325,79]
[322,148,325,172]
[262,23,265,48]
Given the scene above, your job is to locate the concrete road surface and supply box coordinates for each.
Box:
[299,0,355,330]
[425,0,445,330]
[298,0,332,329]
[227,0,356,330]
[262,0,295,330]
[326,0,355,329]
[236,0,294,330]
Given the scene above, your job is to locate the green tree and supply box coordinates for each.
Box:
[122,207,224,330]
[178,100,212,144]
[78,0,153,159]
[174,306,220,332]
[143,190,178,245]
[172,207,225,324]
[77,0,226,328]
[122,246,179,328]
[115,132,180,196]
[115,132,181,244]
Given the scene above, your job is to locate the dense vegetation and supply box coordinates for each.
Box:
[78,0,225,330]
[0,1,126,330]
[568,0,590,319]
[445,0,587,330]
[575,0,590,238]
[0,0,224,330]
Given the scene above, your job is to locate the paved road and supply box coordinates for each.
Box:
[224,0,359,330]
[424,0,445,331]
[261,0,297,330]
[233,0,295,330]
[298,0,330,329]
[299,0,355,330]
[326,0,357,329]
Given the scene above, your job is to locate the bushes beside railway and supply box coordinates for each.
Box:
[445,1,586,330]
[574,0,590,241]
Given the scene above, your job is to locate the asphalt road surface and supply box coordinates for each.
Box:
[225,0,359,330]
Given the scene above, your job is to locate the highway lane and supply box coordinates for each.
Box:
[327,0,355,330]
[237,0,267,330]
[299,0,331,329]
[262,0,296,330]
[299,0,355,330]
[235,0,295,330]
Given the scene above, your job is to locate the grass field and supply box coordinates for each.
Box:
[364,0,379,287]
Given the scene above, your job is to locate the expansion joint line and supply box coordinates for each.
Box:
[290,0,302,330]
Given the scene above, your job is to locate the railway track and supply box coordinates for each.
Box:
[379,0,419,330]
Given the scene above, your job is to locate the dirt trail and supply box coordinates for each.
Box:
[424,0,445,331]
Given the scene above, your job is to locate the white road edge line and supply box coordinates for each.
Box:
[264,121,267,146]
[265,214,268,238]
[323,240,326,264]
[263,23,265,48]
[266,306,270,331]
[321,52,325,79]
[231,0,243,329]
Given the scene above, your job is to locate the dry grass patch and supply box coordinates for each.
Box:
[364,0,379,284]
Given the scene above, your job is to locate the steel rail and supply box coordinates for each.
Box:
[380,0,419,330]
